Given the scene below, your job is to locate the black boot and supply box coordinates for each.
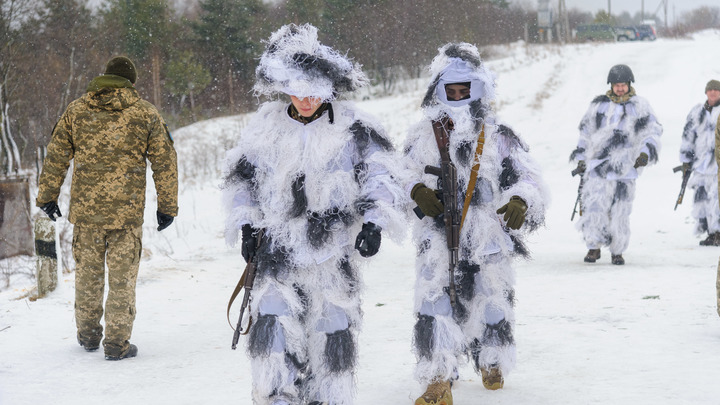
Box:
[77,337,100,352]
[584,249,601,263]
[611,254,625,265]
[105,344,138,361]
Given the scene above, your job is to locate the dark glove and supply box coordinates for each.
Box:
[496,196,527,230]
[40,201,62,221]
[634,152,649,168]
[411,183,444,218]
[354,222,382,258]
[156,211,174,231]
[682,162,691,175]
[572,160,586,176]
[241,224,259,263]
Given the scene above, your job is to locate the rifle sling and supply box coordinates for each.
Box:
[227,229,264,336]
[430,119,486,232]
[226,268,249,332]
[460,125,485,232]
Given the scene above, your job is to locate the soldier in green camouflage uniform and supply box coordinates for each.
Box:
[36,56,178,360]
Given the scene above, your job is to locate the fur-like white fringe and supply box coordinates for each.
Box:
[406,56,547,384]
[253,24,368,101]
[414,315,465,385]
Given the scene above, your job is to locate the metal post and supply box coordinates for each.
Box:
[641,0,645,21]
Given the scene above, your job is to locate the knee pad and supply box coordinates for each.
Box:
[315,302,349,333]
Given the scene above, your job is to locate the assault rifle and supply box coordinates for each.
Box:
[413,116,460,313]
[228,229,264,350]
[673,164,692,211]
[570,166,584,221]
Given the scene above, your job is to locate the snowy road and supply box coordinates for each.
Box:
[2,30,720,405]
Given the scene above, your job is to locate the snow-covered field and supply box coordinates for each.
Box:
[3,30,720,404]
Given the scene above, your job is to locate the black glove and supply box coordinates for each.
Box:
[496,196,527,230]
[156,211,174,231]
[572,160,586,176]
[354,222,382,258]
[241,224,259,263]
[40,201,62,221]
[411,183,444,218]
[634,152,649,168]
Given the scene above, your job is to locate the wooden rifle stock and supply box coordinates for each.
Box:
[228,229,264,350]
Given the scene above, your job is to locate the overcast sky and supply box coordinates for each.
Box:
[563,0,717,18]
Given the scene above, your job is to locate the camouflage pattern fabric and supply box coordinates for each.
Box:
[74,225,142,356]
[716,117,720,317]
[36,74,178,229]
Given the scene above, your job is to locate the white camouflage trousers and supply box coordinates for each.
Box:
[577,177,636,255]
[689,172,720,234]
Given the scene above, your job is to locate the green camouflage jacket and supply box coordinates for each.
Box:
[37,75,178,229]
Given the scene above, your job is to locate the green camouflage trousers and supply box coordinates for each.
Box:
[73,225,142,356]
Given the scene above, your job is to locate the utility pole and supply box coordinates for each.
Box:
[641,0,644,20]
[608,0,611,15]
[558,0,570,43]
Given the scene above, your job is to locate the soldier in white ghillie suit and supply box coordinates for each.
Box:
[716,107,720,317]
[222,24,405,405]
[404,43,548,405]
[570,64,662,265]
[679,79,720,246]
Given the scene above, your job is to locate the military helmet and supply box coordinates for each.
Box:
[607,64,634,84]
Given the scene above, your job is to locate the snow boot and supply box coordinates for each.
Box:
[415,380,452,405]
[105,344,138,361]
[611,254,625,265]
[77,337,100,352]
[481,367,504,390]
[699,232,720,246]
[584,249,601,263]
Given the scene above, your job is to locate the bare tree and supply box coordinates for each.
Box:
[0,0,34,177]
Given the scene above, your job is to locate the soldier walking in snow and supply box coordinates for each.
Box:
[570,64,662,265]
[715,101,720,317]
[404,43,547,405]
[222,24,405,405]
[36,56,178,360]
[680,80,720,246]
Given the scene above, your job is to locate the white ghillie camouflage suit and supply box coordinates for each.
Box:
[680,101,720,235]
[570,88,662,255]
[222,24,405,405]
[403,42,548,386]
[715,109,720,317]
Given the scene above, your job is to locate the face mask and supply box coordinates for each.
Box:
[436,79,484,107]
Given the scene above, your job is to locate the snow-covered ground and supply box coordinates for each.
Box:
[2,30,720,404]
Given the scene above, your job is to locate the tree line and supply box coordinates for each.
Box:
[1,0,718,178]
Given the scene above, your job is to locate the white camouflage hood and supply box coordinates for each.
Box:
[421,42,496,109]
[254,23,368,101]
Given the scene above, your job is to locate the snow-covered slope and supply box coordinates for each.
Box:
[2,30,720,405]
